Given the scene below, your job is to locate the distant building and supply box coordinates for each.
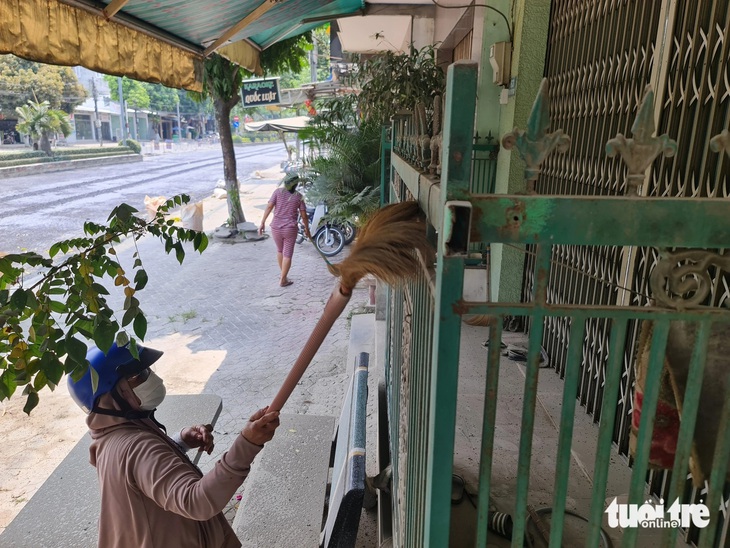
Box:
[71,67,152,143]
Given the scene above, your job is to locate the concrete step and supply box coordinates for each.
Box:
[233,413,335,547]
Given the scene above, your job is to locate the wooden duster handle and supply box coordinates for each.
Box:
[269,283,352,411]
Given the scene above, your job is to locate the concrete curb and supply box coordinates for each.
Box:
[0,154,143,179]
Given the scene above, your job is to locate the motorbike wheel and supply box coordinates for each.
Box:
[296,232,305,244]
[341,221,356,245]
[314,226,345,256]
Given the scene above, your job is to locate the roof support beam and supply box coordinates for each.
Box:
[204,0,277,56]
[363,4,436,17]
[259,23,302,50]
[102,0,130,19]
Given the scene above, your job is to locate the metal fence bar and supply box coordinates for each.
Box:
[587,317,629,547]
[476,316,504,547]
[699,370,730,548]
[424,60,477,546]
[512,244,551,547]
[470,140,498,195]
[622,320,671,547]
[549,315,587,547]
[404,283,416,546]
[460,303,730,322]
[423,282,435,546]
[416,281,427,546]
[663,320,712,547]
[470,195,730,249]
[389,283,404,545]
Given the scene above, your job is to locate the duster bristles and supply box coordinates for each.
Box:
[464,315,491,326]
[328,201,435,291]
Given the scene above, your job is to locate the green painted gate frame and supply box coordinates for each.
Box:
[383,61,730,547]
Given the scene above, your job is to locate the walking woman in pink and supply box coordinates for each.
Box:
[259,174,311,286]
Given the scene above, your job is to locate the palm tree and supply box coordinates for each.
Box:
[15,100,72,155]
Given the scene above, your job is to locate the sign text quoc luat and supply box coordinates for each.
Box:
[241,78,281,107]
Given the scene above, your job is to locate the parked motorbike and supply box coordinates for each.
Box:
[339,220,356,245]
[297,203,345,257]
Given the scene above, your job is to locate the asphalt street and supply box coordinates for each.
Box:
[0,142,284,253]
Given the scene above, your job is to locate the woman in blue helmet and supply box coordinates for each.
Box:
[68,343,280,548]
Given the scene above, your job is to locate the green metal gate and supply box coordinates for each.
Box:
[382,61,730,547]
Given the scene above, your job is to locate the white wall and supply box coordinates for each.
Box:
[412,16,435,50]
[434,5,469,44]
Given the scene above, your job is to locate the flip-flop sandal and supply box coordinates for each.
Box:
[506,345,550,368]
[280,280,294,287]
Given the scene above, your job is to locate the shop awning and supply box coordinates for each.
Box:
[244,116,310,132]
[0,0,365,92]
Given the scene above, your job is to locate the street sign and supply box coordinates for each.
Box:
[233,115,239,122]
[241,78,281,107]
[232,121,240,129]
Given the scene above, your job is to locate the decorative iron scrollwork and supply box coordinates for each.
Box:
[501,78,571,193]
[606,85,677,196]
[650,249,730,309]
[429,95,443,175]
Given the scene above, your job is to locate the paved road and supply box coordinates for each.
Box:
[0,142,283,253]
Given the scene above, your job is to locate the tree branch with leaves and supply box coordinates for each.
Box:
[0,195,207,414]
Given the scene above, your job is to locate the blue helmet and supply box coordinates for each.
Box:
[68,343,163,414]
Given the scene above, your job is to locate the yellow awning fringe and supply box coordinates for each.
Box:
[0,0,262,91]
[219,41,262,76]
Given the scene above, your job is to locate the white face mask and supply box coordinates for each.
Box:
[132,370,166,410]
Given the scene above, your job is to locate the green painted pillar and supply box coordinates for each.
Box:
[491,0,551,302]
[424,61,477,547]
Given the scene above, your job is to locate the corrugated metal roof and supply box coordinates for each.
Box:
[105,0,364,49]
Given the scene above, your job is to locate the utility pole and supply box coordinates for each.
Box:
[117,77,128,145]
[310,32,318,83]
[176,94,182,141]
[90,78,103,146]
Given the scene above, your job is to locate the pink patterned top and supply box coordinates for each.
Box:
[268,187,304,230]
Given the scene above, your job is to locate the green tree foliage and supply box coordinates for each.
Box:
[305,118,382,221]
[0,195,208,413]
[276,28,328,89]
[259,33,313,75]
[101,75,212,138]
[15,100,72,155]
[102,76,194,114]
[314,26,331,82]
[301,45,445,220]
[103,76,151,139]
[177,90,213,138]
[145,84,178,112]
[59,71,89,114]
[0,55,87,115]
[104,76,151,111]
[357,45,445,126]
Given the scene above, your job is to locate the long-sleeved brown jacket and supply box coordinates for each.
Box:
[87,395,261,547]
